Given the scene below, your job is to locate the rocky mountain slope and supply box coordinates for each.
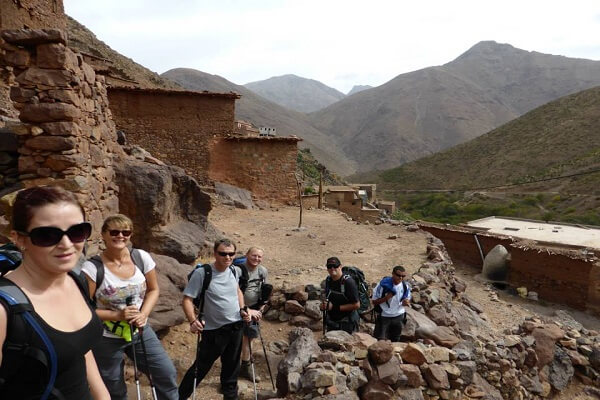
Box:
[67,16,180,90]
[308,41,600,172]
[244,74,346,113]
[362,86,600,193]
[162,68,357,175]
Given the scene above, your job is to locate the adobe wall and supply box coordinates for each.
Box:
[107,88,238,185]
[419,223,600,313]
[509,244,597,310]
[0,29,120,252]
[419,224,514,268]
[301,194,319,209]
[209,137,299,204]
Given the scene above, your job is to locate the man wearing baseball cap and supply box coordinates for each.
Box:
[320,257,360,333]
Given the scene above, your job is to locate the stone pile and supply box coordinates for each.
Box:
[266,236,600,399]
[263,281,324,331]
[0,28,121,251]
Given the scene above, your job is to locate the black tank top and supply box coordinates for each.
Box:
[0,274,104,399]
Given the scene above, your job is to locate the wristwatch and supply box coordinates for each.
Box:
[239,306,248,317]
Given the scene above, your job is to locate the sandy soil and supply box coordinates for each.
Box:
[131,204,599,399]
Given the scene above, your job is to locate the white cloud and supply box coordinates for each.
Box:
[64,0,600,93]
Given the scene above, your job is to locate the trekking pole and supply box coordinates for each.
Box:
[247,322,258,400]
[125,296,142,400]
[257,322,275,390]
[322,293,330,335]
[139,327,158,400]
[192,313,203,400]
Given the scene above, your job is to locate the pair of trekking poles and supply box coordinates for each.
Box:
[126,296,159,400]
[190,311,275,400]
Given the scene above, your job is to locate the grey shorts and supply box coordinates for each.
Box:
[243,321,259,339]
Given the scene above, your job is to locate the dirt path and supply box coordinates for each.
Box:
[152,204,599,400]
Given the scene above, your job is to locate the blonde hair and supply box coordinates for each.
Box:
[246,246,264,255]
[101,214,133,232]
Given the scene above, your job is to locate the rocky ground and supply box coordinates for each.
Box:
[131,204,599,399]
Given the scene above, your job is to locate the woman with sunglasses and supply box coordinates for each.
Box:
[80,214,178,400]
[0,186,109,399]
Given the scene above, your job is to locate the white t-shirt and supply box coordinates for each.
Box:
[81,249,155,338]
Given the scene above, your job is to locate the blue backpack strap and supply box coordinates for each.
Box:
[0,279,59,400]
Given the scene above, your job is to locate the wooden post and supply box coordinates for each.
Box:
[318,168,323,209]
[295,173,303,228]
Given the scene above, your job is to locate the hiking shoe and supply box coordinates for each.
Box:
[239,360,261,382]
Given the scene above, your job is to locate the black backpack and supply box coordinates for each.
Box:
[325,266,372,315]
[0,270,89,400]
[0,243,22,276]
[86,248,145,301]
[187,264,238,313]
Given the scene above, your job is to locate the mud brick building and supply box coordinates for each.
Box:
[107,87,239,185]
[108,87,301,204]
[419,221,600,313]
[210,135,301,204]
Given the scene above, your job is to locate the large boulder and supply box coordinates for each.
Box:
[114,157,217,263]
[215,181,253,209]
[482,244,509,282]
[148,253,189,332]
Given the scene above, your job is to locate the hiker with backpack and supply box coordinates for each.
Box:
[321,256,360,334]
[372,265,411,342]
[237,247,271,383]
[178,238,261,400]
[0,185,109,399]
[80,214,178,400]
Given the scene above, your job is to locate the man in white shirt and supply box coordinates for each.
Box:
[372,265,411,342]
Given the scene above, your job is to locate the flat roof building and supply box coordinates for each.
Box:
[467,216,600,249]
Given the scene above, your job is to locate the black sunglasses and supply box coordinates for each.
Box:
[18,222,92,247]
[326,264,340,269]
[394,273,407,279]
[109,229,132,237]
[217,251,236,257]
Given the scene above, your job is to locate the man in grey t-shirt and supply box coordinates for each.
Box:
[178,239,260,400]
[239,247,268,381]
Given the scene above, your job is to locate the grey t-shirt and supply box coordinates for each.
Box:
[243,264,268,308]
[183,263,242,330]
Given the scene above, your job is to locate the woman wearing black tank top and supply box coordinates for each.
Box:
[0,186,109,399]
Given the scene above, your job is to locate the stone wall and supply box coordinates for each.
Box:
[0,0,65,119]
[0,1,65,31]
[209,136,300,204]
[0,29,120,251]
[107,87,239,185]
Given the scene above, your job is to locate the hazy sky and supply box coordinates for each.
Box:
[64,0,600,94]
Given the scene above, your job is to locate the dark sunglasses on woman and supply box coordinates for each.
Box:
[18,222,92,247]
[108,229,132,237]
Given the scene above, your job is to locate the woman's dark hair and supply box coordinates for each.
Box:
[12,186,85,232]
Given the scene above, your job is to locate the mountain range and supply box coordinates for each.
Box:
[354,86,600,194]
[307,41,600,172]
[244,74,346,113]
[67,17,600,179]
